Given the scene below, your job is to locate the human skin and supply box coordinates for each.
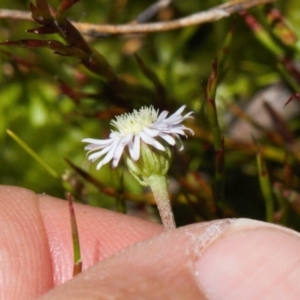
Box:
[1,185,300,299]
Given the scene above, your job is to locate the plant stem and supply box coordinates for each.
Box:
[147,174,176,230]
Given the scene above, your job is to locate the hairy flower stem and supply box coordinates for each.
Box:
[147,174,176,230]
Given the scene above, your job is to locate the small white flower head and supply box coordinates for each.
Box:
[82,105,194,172]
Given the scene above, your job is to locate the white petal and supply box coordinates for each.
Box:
[127,140,134,159]
[164,115,183,125]
[155,110,169,124]
[170,129,187,137]
[82,138,113,145]
[162,125,194,136]
[87,151,104,162]
[176,127,194,136]
[142,126,159,137]
[129,135,140,161]
[164,105,186,123]
[112,143,126,167]
[149,123,165,131]
[87,142,115,161]
[140,131,165,151]
[96,141,119,170]
[84,144,105,151]
[110,134,133,167]
[109,131,119,138]
[178,139,184,151]
[184,127,194,135]
[84,143,112,151]
[182,111,194,119]
[158,132,176,145]
[169,134,184,151]
[163,105,187,124]
[173,105,186,116]
[121,133,134,144]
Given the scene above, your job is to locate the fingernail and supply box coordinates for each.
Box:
[193,219,300,300]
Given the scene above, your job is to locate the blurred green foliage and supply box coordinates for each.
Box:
[2,0,300,229]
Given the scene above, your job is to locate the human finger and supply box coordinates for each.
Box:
[39,219,300,299]
[0,185,162,299]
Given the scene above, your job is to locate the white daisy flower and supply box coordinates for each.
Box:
[82,105,194,170]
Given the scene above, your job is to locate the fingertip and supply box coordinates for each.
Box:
[195,219,300,300]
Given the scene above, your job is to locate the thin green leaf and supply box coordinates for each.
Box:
[6,129,59,179]
[67,193,82,276]
[255,140,274,222]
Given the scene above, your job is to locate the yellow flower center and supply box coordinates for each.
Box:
[111,106,158,135]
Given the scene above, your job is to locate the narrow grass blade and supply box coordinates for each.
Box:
[255,140,274,222]
[67,193,82,276]
[6,129,59,179]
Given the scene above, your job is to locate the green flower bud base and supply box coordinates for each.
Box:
[125,142,176,230]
